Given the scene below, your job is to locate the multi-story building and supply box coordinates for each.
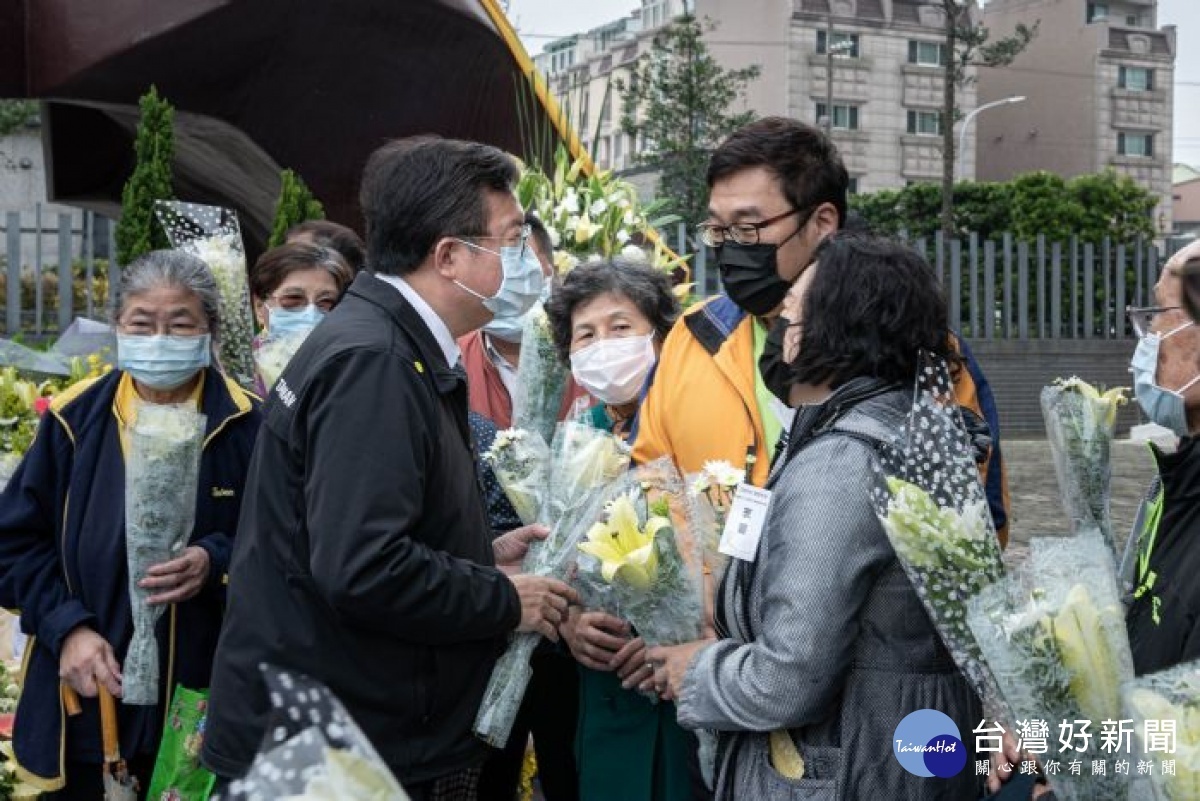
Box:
[532,0,983,196]
[788,0,978,194]
[977,0,1176,231]
[533,1,689,175]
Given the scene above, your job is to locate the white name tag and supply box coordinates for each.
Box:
[718,483,773,562]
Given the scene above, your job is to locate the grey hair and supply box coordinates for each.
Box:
[115,249,221,339]
[545,258,681,363]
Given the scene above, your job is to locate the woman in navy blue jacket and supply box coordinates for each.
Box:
[0,250,262,798]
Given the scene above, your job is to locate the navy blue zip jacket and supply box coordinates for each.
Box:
[0,367,260,792]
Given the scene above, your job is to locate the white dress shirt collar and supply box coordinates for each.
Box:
[373,273,462,368]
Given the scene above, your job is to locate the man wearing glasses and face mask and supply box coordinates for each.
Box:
[203,136,577,801]
[1123,238,1200,678]
[632,117,1007,535]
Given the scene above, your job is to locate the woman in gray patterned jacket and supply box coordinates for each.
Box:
[647,234,984,800]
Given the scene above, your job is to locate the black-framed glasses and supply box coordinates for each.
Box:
[1127,305,1184,338]
[695,208,800,248]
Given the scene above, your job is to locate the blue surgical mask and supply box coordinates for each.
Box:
[1131,328,1200,437]
[117,333,212,391]
[482,283,551,344]
[268,304,325,338]
[454,240,545,321]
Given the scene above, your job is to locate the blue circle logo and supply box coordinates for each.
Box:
[892,709,967,778]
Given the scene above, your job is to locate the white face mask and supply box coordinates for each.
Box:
[570,333,657,406]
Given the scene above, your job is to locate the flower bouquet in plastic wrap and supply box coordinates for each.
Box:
[574,458,704,648]
[123,401,206,705]
[966,528,1136,801]
[1041,377,1128,560]
[1123,659,1200,800]
[253,328,313,395]
[156,201,256,389]
[218,665,409,801]
[473,422,631,747]
[686,460,744,590]
[872,357,1009,717]
[510,302,570,448]
[482,428,552,527]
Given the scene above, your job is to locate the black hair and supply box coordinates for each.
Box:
[359,136,519,275]
[707,117,848,228]
[285,220,367,273]
[525,212,554,266]
[788,233,957,388]
[545,259,680,363]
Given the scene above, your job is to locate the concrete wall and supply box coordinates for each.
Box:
[695,0,791,119]
[0,129,88,267]
[968,339,1142,437]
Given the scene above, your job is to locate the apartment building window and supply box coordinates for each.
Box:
[1086,3,1108,23]
[908,41,946,67]
[644,0,667,28]
[847,177,860,195]
[1117,132,1154,157]
[1126,14,1140,26]
[815,103,860,130]
[1118,66,1154,91]
[600,92,612,127]
[614,133,625,167]
[906,110,943,136]
[816,31,860,58]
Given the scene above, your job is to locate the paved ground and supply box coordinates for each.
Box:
[1003,437,1156,563]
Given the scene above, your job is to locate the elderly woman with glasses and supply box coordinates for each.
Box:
[249,242,355,393]
[1123,238,1200,680]
[0,250,262,797]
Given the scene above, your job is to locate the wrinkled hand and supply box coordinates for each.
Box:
[493,524,550,572]
[646,639,712,702]
[139,546,210,605]
[562,610,629,672]
[59,627,122,699]
[510,574,579,641]
[614,637,654,690]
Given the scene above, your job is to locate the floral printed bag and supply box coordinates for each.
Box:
[147,685,216,801]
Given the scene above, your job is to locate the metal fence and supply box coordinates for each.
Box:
[0,209,1186,341]
[1,207,116,337]
[677,224,1182,340]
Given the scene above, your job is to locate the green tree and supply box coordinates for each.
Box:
[0,99,39,136]
[935,0,1037,239]
[618,13,761,226]
[267,169,325,248]
[115,86,175,266]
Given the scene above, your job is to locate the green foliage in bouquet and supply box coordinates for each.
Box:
[267,169,325,248]
[116,86,176,266]
[517,145,685,278]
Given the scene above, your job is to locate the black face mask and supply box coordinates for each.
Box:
[759,315,800,403]
[716,219,808,317]
[717,242,792,317]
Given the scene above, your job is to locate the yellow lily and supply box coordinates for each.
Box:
[1055,376,1128,427]
[578,495,668,590]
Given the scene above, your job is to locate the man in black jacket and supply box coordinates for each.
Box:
[1125,238,1200,676]
[202,137,578,800]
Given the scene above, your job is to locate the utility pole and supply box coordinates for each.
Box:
[824,10,834,134]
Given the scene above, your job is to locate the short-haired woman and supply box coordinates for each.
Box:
[0,250,262,796]
[546,259,695,801]
[647,234,983,800]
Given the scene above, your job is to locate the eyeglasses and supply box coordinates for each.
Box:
[457,224,531,255]
[268,291,339,313]
[695,208,800,248]
[1127,305,1189,338]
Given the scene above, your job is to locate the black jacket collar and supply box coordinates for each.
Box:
[347,273,463,395]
